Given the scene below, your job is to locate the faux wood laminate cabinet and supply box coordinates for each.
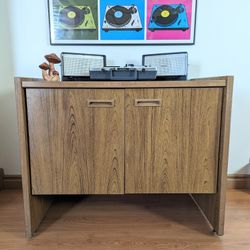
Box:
[15,77,233,237]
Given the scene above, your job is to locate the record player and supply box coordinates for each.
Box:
[90,65,157,81]
[148,4,189,31]
[102,5,142,31]
[58,5,96,30]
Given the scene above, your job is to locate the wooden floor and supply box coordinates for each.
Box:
[0,190,250,250]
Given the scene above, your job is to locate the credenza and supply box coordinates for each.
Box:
[15,76,233,237]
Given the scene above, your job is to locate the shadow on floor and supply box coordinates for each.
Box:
[37,194,216,237]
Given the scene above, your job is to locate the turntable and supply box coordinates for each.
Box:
[102,5,143,31]
[58,5,96,30]
[90,65,157,81]
[148,4,189,31]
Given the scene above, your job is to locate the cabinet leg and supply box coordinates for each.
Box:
[191,193,225,236]
[24,195,53,237]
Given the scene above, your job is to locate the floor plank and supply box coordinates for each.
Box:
[0,190,250,250]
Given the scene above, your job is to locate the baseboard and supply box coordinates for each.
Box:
[0,168,4,190]
[0,173,250,190]
[0,169,22,190]
[3,175,22,190]
[227,174,250,189]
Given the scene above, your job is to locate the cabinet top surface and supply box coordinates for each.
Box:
[21,80,227,89]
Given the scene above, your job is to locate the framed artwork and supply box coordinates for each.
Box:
[48,0,197,45]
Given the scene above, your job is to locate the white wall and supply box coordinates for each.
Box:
[0,0,19,175]
[1,0,250,174]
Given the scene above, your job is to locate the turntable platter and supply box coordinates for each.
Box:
[105,5,132,27]
[59,6,85,27]
[152,5,178,27]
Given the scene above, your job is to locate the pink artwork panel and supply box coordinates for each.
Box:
[147,0,193,40]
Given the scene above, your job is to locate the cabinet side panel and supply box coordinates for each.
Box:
[26,89,124,195]
[191,76,234,235]
[15,78,52,238]
[125,88,223,194]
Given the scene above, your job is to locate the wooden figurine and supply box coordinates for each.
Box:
[39,53,61,81]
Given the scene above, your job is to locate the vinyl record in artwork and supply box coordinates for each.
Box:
[58,5,96,30]
[148,4,189,31]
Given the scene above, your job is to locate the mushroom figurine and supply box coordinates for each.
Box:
[39,62,50,81]
[39,53,61,82]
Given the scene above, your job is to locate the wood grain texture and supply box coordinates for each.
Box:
[1,189,250,250]
[22,80,226,88]
[3,174,250,190]
[15,78,52,238]
[26,89,124,195]
[15,77,233,238]
[125,88,223,194]
[191,76,234,236]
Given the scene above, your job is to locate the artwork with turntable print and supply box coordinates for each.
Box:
[49,0,196,44]
[100,0,145,40]
[147,0,193,41]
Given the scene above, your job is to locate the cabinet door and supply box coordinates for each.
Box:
[125,88,223,193]
[26,89,124,195]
